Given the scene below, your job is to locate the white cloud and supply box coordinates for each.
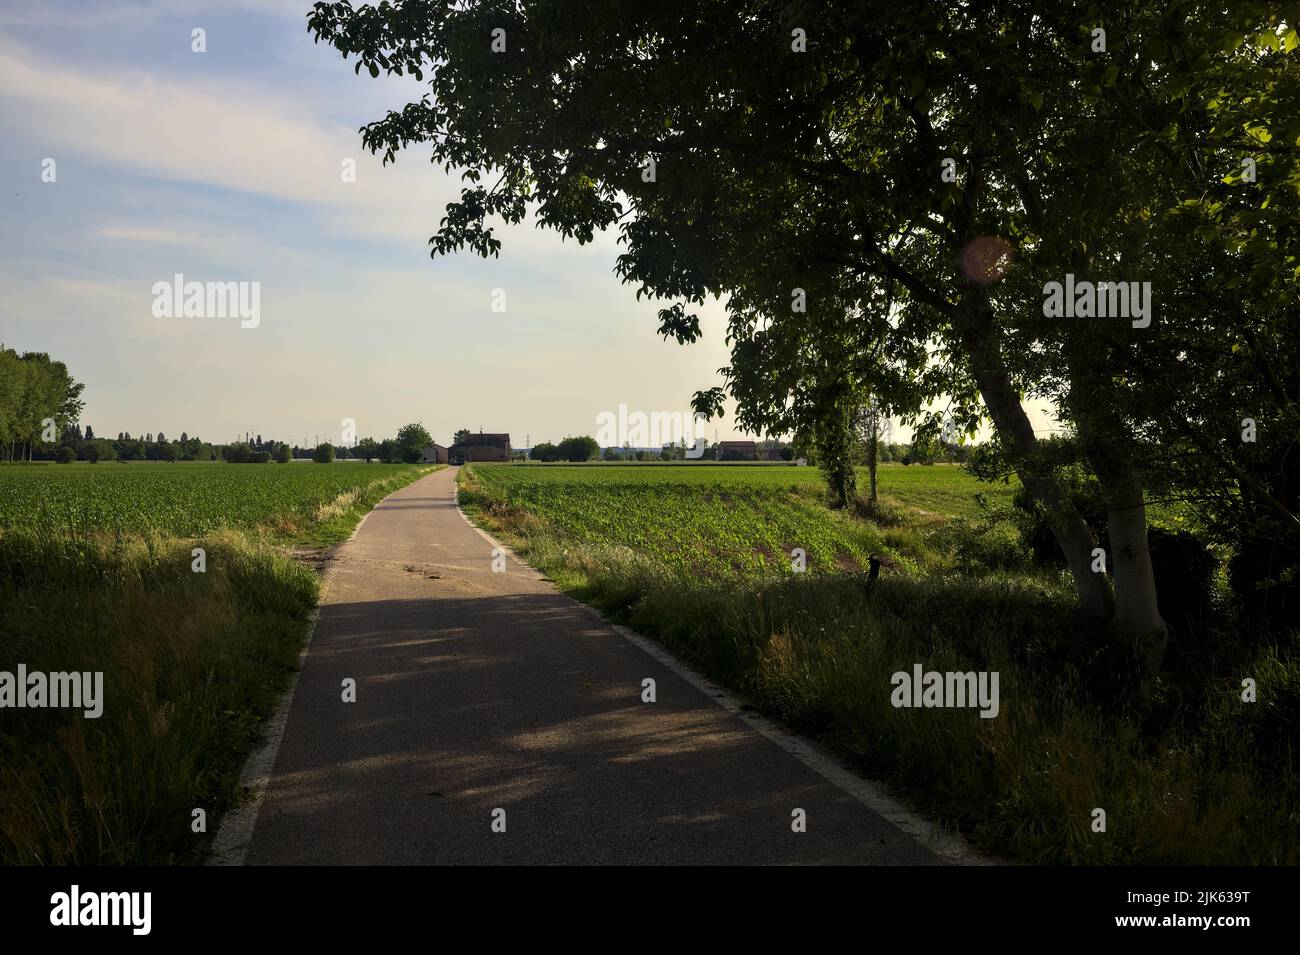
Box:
[0,32,621,261]
[0,35,457,244]
[0,0,307,29]
[96,225,205,245]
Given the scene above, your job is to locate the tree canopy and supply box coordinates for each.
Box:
[0,346,85,462]
[308,1,1300,674]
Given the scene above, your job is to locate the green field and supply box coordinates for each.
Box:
[468,462,1018,577]
[0,461,423,536]
[459,461,1297,866]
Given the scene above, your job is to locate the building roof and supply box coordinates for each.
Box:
[453,434,510,447]
[718,440,758,448]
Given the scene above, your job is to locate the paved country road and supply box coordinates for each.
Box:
[224,467,953,865]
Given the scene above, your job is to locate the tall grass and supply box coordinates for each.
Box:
[0,530,316,863]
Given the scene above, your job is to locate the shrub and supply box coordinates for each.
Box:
[949,518,1030,572]
[1148,527,1219,645]
[557,435,599,462]
[531,441,561,462]
[1229,536,1300,643]
[80,440,115,463]
[395,423,432,464]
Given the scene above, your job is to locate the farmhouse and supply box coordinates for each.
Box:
[449,433,511,464]
[419,443,448,464]
[716,440,758,461]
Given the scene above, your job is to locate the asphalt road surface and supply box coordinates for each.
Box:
[240,467,940,865]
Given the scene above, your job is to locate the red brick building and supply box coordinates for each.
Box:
[716,440,759,461]
[419,443,449,464]
[449,433,511,463]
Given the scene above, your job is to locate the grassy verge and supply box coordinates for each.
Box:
[0,464,438,864]
[457,465,1299,865]
[259,466,441,550]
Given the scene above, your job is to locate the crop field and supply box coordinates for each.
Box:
[0,461,425,536]
[465,463,1017,577]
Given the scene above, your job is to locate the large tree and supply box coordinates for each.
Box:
[308,1,1299,676]
[395,422,434,463]
[0,347,85,462]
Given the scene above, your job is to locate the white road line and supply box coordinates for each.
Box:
[207,507,379,866]
[207,607,318,866]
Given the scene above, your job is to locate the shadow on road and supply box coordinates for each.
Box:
[244,592,937,866]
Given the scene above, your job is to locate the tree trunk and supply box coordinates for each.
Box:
[954,294,1114,618]
[868,424,879,504]
[1067,379,1168,676]
[1104,474,1167,674]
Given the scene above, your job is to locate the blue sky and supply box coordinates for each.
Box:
[0,0,1055,449]
[0,0,757,449]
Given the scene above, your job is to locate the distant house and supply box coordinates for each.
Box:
[449,433,511,464]
[420,443,448,464]
[716,440,759,461]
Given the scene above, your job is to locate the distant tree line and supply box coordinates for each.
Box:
[509,436,962,464]
[1,347,437,468]
[529,436,600,462]
[350,423,433,464]
[60,423,439,466]
[0,346,85,462]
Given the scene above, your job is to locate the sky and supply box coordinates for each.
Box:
[0,0,1056,449]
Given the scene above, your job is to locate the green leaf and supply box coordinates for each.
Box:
[1220,31,1245,53]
